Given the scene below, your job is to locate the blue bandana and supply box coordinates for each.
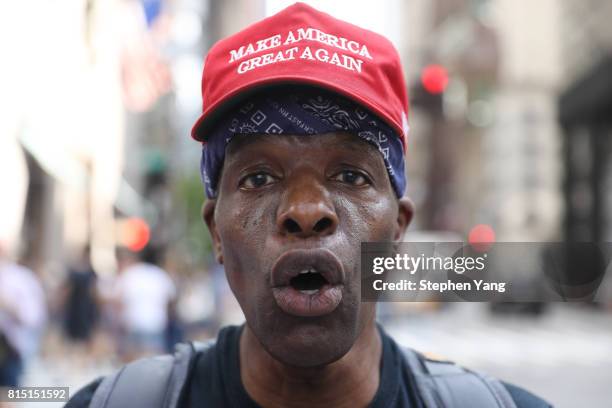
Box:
[200,88,406,198]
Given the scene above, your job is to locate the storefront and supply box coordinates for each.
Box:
[559,55,612,242]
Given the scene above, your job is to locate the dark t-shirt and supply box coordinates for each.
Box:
[66,325,552,407]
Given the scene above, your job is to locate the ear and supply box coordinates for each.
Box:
[394,197,414,241]
[202,199,223,264]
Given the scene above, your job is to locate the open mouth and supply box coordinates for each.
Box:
[289,268,329,295]
[270,248,345,317]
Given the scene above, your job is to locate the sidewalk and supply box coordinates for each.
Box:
[385,303,612,408]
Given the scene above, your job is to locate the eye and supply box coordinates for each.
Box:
[239,172,276,189]
[333,170,370,186]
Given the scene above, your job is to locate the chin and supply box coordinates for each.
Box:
[249,295,367,368]
[266,320,355,367]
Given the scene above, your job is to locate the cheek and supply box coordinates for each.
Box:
[215,195,274,296]
[336,194,398,242]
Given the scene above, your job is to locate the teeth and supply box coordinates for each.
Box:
[299,268,316,274]
[299,289,319,295]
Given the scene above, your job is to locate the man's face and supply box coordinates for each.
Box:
[204,132,412,367]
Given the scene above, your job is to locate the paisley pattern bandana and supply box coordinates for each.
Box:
[200,87,406,198]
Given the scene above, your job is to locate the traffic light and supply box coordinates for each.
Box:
[118,217,151,252]
[421,64,449,94]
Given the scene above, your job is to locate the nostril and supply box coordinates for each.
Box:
[283,218,302,234]
[313,217,333,233]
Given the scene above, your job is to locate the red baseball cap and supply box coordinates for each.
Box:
[190,2,410,150]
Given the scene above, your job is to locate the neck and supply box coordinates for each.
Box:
[240,320,382,408]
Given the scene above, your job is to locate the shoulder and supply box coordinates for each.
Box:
[382,329,553,408]
[502,382,553,408]
[4,263,38,285]
[65,377,103,408]
[65,354,179,408]
[64,338,221,408]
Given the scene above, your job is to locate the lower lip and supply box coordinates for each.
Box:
[272,284,343,317]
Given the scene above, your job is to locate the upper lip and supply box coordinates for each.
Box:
[270,248,345,288]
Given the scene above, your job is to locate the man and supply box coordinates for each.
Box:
[112,247,176,361]
[60,246,99,350]
[67,3,551,407]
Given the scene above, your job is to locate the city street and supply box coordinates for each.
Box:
[3,1,612,408]
[385,303,612,408]
[15,303,612,407]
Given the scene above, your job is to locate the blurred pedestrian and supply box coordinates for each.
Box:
[60,245,100,345]
[0,243,46,387]
[113,246,176,361]
[55,245,101,368]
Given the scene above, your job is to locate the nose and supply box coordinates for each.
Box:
[277,180,339,238]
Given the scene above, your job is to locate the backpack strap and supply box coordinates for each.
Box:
[90,340,214,408]
[401,347,517,408]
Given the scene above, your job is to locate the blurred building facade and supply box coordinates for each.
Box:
[559,0,612,242]
[0,0,270,282]
[4,0,611,285]
[1,0,125,280]
[403,0,564,241]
